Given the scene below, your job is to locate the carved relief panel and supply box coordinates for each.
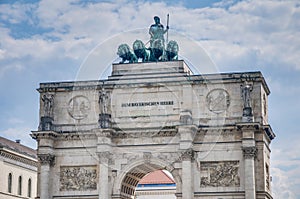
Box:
[60,166,97,191]
[200,161,240,187]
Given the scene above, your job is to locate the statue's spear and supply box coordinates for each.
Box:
[166,14,169,44]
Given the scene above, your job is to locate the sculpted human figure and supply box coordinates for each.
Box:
[242,83,252,108]
[149,16,169,48]
[42,94,54,117]
[99,87,109,114]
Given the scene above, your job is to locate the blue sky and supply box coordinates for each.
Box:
[0,0,299,198]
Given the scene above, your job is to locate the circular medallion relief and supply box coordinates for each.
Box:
[206,89,230,113]
[67,96,91,120]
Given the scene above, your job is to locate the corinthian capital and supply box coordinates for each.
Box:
[180,148,195,161]
[242,146,257,159]
[38,154,55,166]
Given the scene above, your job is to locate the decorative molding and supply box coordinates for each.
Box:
[38,154,55,166]
[111,129,177,139]
[0,150,38,167]
[200,161,240,187]
[242,146,257,159]
[60,166,97,191]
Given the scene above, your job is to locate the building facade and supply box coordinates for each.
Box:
[0,136,38,199]
[135,170,176,199]
[32,60,275,199]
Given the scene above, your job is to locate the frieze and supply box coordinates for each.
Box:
[60,166,97,191]
[200,161,240,187]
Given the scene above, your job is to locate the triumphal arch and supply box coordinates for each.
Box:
[32,16,275,199]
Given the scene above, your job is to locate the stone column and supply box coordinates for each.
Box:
[238,123,258,199]
[98,152,111,199]
[181,149,194,199]
[243,146,257,199]
[178,111,196,199]
[38,154,55,199]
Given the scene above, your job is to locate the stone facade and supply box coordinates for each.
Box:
[32,60,275,199]
[0,137,38,199]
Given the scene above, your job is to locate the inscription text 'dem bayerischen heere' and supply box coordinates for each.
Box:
[121,101,174,107]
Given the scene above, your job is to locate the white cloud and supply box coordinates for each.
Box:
[1,127,37,149]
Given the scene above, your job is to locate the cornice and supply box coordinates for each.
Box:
[0,149,38,167]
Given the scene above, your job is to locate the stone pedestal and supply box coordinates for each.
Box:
[99,113,112,128]
[39,116,53,131]
[242,107,254,122]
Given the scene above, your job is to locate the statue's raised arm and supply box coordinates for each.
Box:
[149,16,169,48]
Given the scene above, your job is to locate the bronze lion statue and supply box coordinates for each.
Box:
[117,44,137,64]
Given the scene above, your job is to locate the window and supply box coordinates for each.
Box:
[8,173,12,193]
[28,178,32,198]
[18,176,22,195]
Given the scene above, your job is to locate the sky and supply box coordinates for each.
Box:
[0,0,299,198]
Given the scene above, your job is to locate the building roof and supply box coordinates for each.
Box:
[0,136,37,159]
[138,170,175,185]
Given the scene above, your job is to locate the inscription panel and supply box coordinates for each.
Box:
[60,166,97,191]
[200,161,240,187]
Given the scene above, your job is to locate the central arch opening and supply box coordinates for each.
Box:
[120,163,176,199]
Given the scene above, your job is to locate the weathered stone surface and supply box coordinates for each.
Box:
[33,61,275,199]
